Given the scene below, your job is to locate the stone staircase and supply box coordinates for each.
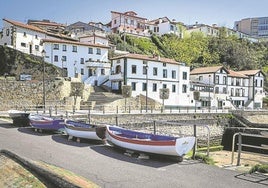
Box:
[81,86,124,110]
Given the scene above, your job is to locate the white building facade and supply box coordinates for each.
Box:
[0,19,47,56]
[109,53,192,107]
[190,66,265,109]
[42,39,110,84]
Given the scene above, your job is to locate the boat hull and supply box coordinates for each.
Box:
[106,125,195,157]
[29,114,65,131]
[8,110,30,127]
[64,120,105,141]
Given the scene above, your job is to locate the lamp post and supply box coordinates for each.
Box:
[61,57,64,77]
[208,75,211,112]
[41,49,46,114]
[145,64,148,112]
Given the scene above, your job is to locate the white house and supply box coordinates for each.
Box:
[237,70,266,108]
[111,11,149,37]
[190,66,266,109]
[42,38,110,84]
[109,53,192,107]
[0,18,47,56]
[148,17,180,36]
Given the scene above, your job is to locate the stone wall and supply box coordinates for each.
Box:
[0,78,91,111]
[87,113,230,146]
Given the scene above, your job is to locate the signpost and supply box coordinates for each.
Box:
[159,88,169,113]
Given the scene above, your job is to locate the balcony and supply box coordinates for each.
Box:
[85,61,110,68]
[109,72,123,81]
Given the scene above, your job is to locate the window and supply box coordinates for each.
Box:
[35,35,38,39]
[255,79,258,87]
[261,80,263,87]
[163,69,167,78]
[80,58,84,64]
[236,78,240,86]
[130,20,134,25]
[153,67,158,76]
[23,32,26,37]
[61,56,67,61]
[172,85,176,92]
[114,19,116,24]
[215,75,219,84]
[54,55,58,62]
[131,65,137,74]
[35,45,39,51]
[223,76,227,84]
[143,66,148,75]
[235,89,239,96]
[142,83,147,91]
[62,45,67,51]
[21,42,26,47]
[153,83,157,92]
[199,76,203,81]
[183,72,187,80]
[182,84,187,93]
[88,47,93,54]
[81,68,84,75]
[131,82,136,91]
[6,29,9,36]
[215,87,219,94]
[242,89,245,97]
[154,27,159,32]
[231,78,234,85]
[101,69,105,75]
[72,46,77,52]
[223,87,227,94]
[172,70,176,79]
[96,48,101,55]
[53,44,59,50]
[163,63,166,67]
[163,84,167,88]
[231,88,234,96]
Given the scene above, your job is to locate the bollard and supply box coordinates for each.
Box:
[153,121,156,134]
[237,133,242,166]
[55,105,57,115]
[115,116,118,126]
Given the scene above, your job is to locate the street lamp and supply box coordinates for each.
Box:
[74,60,77,77]
[41,49,46,114]
[61,57,64,77]
[208,75,211,112]
[145,64,148,112]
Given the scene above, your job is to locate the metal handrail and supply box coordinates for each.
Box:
[231,132,268,165]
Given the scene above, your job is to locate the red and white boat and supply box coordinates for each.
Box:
[106,125,195,157]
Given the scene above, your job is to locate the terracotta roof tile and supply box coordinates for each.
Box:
[228,70,248,78]
[237,70,262,76]
[3,18,47,34]
[42,38,109,49]
[190,66,225,75]
[110,53,182,65]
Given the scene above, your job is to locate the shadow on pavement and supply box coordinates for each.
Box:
[51,134,104,148]
[90,144,182,168]
[235,172,268,186]
[0,122,18,129]
[17,127,60,137]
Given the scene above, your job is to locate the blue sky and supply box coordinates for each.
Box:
[1,0,268,29]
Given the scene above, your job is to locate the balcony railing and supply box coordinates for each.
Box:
[109,72,123,81]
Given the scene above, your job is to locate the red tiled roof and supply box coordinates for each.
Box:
[237,70,262,76]
[42,38,109,49]
[29,21,65,27]
[190,66,227,75]
[3,18,47,34]
[110,53,181,65]
[111,11,147,20]
[228,70,248,78]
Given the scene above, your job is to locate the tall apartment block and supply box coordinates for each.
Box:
[234,17,268,38]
